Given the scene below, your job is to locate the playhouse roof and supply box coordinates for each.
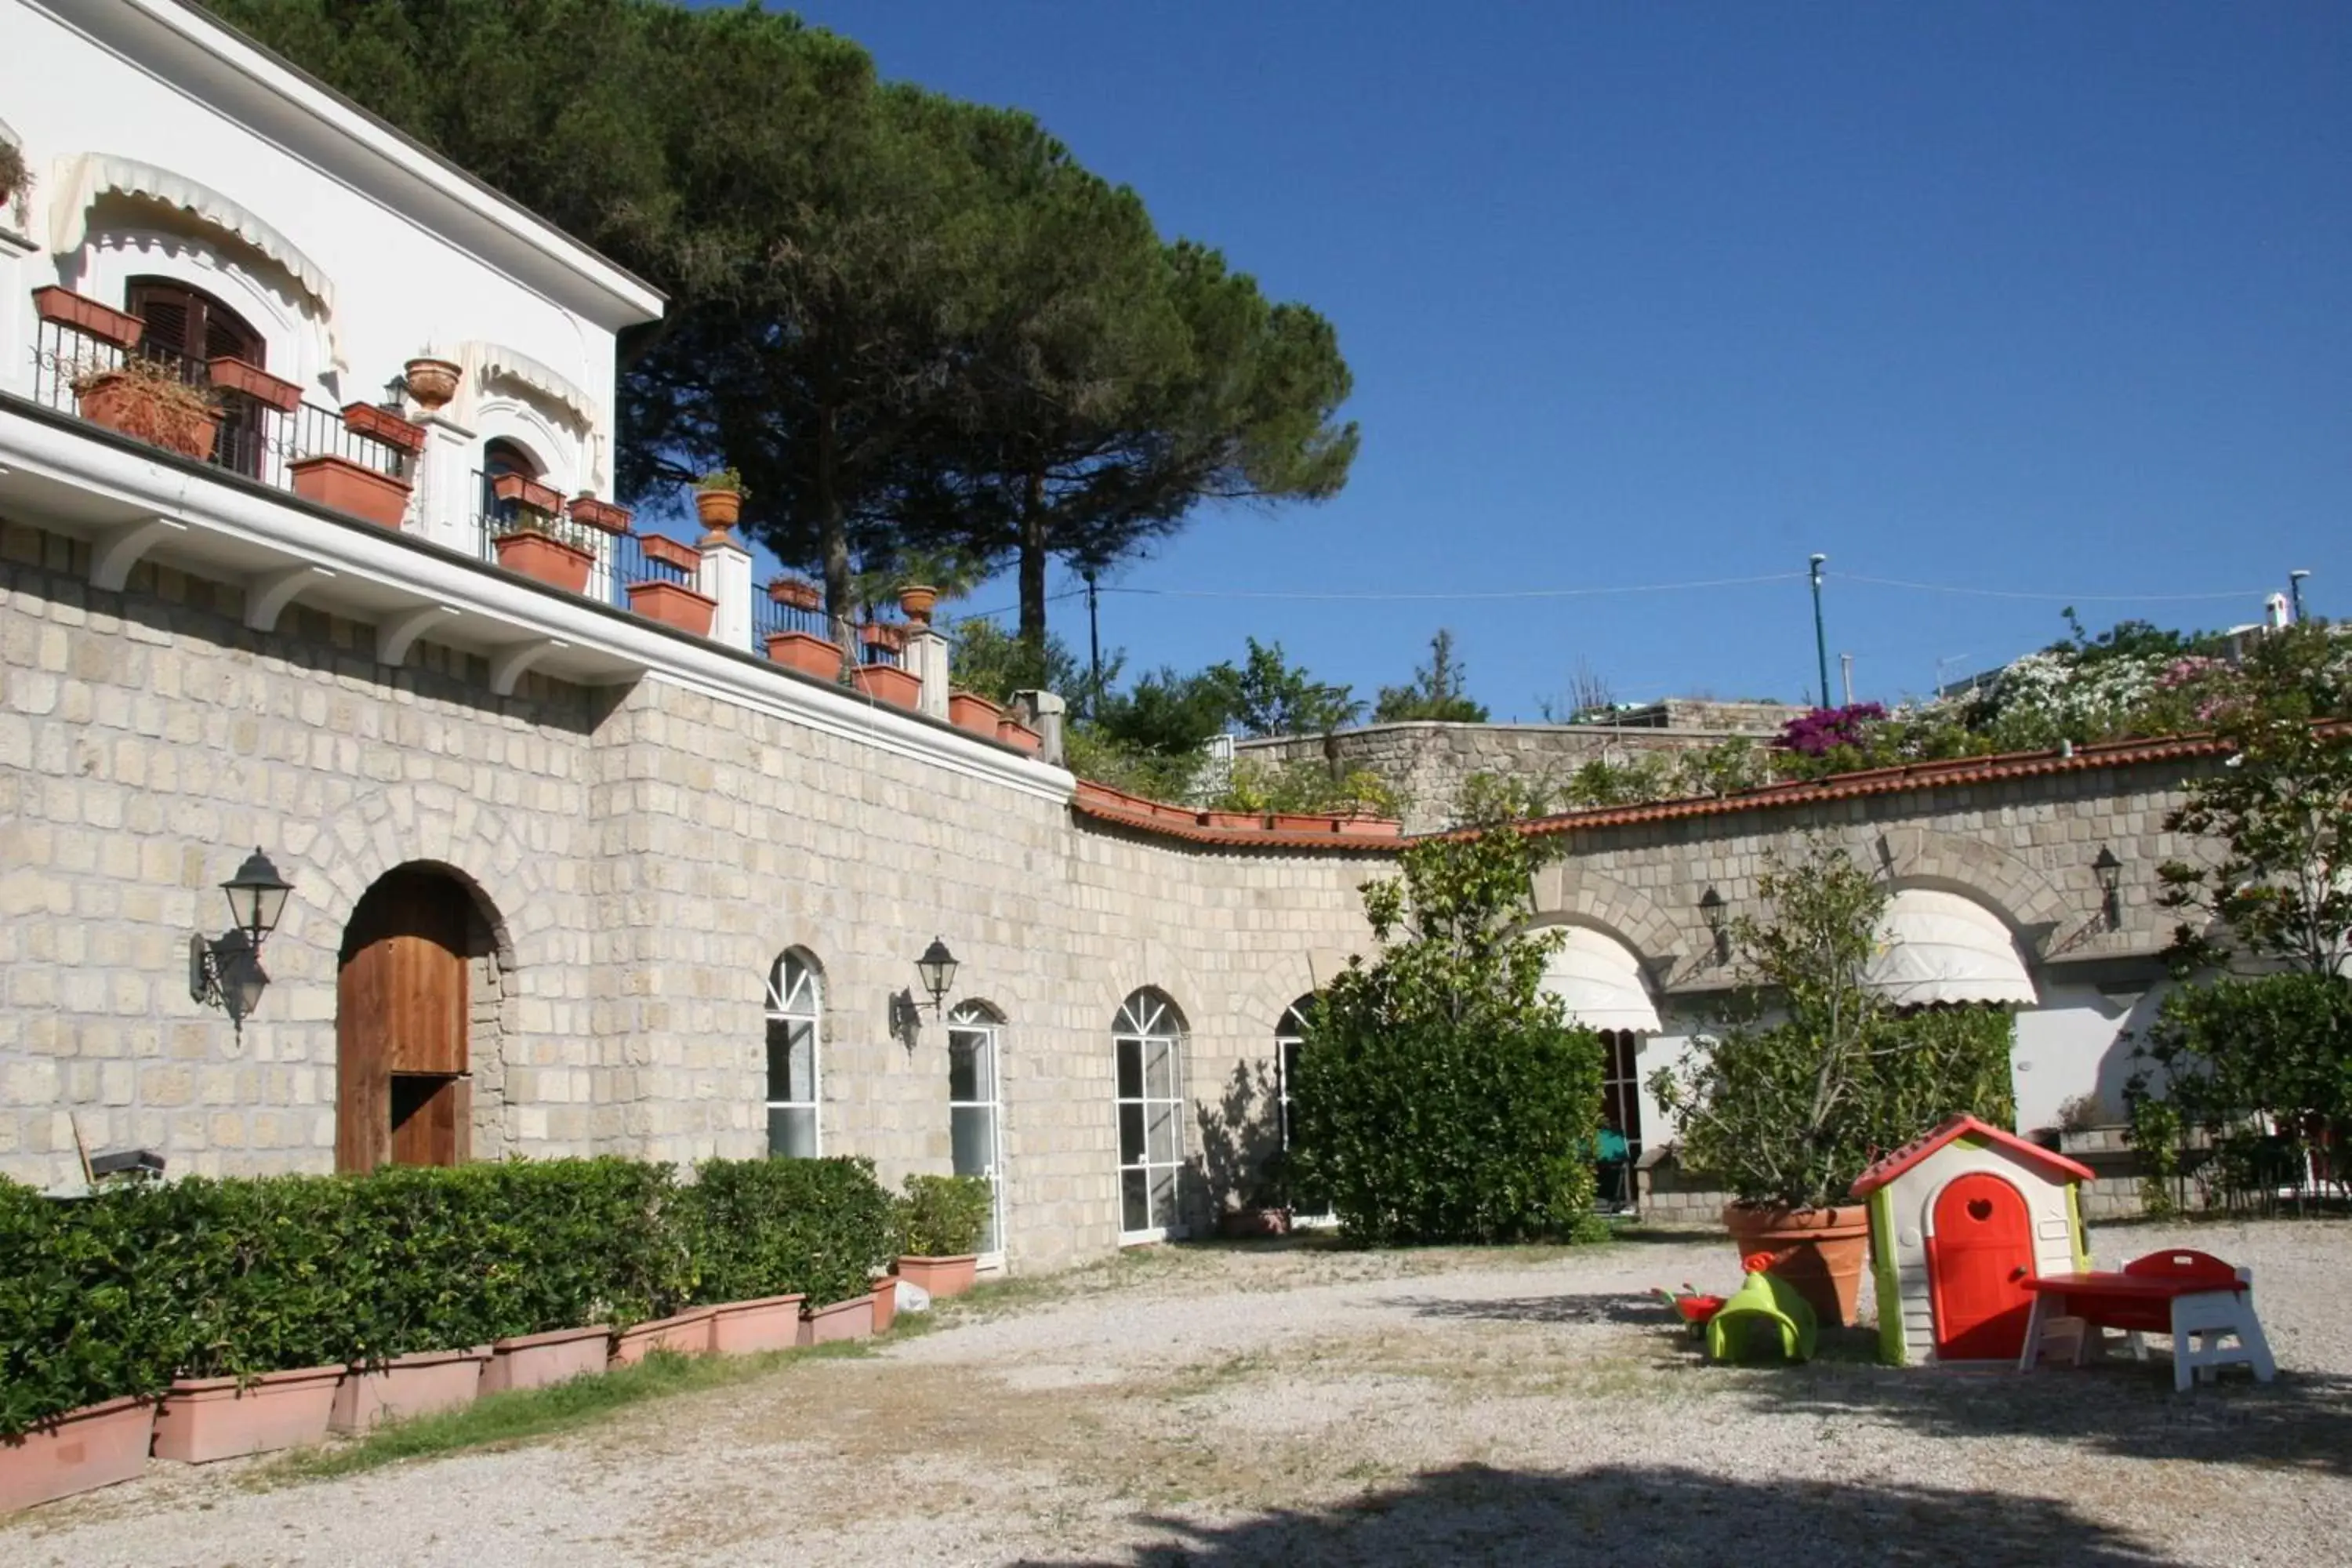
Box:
[1849,1114,2096,1198]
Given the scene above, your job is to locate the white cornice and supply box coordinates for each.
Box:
[0,404,1073,807]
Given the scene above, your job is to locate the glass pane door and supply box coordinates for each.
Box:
[1113,992,1185,1240]
[948,1008,1005,1256]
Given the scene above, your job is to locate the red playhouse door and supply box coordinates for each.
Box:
[1927,1173,2036,1361]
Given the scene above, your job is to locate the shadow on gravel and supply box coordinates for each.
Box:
[1388,1291,1662,1327]
[1013,1461,2179,1566]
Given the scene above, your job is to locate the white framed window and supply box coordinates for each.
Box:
[1274,996,1334,1225]
[1113,989,1187,1242]
[948,1001,1007,1258]
[764,949,822,1157]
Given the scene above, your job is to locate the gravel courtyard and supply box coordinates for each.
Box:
[9,1218,2349,1567]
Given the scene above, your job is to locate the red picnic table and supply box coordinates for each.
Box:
[2017,1249,2278,1391]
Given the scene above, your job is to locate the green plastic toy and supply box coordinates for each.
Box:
[1704,1252,1819,1363]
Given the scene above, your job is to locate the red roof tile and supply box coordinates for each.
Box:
[1850,1113,2096,1198]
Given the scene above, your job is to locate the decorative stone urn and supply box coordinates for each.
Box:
[403,356,463,413]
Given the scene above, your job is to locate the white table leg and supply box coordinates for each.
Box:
[2018,1293,2052,1374]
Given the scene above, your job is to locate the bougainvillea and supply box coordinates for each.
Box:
[1776,703,1886,757]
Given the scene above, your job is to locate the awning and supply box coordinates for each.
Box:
[50,154,337,324]
[1864,888,2037,1008]
[1541,926,1661,1034]
[456,340,599,431]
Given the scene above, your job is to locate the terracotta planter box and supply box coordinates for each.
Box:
[640,533,702,572]
[207,355,303,413]
[870,1277,898,1335]
[854,663,923,709]
[800,1294,873,1345]
[626,579,717,636]
[75,371,221,461]
[34,285,147,350]
[710,1294,807,1356]
[342,401,428,454]
[480,1325,610,1395]
[1335,815,1401,838]
[694,488,742,530]
[1200,810,1267,830]
[948,692,1004,734]
[290,453,412,529]
[0,1396,154,1512]
[768,630,845,680]
[1722,1203,1871,1328]
[769,579,822,611]
[494,530,594,593]
[569,495,632,534]
[491,470,563,516]
[1270,813,1337,834]
[152,1365,342,1463]
[609,1308,713,1367]
[895,1254,978,1300]
[329,1346,489,1433]
[996,719,1041,753]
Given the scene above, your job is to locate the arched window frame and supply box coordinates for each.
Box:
[1273,996,1336,1225]
[948,1000,1008,1260]
[1112,988,1189,1243]
[764,949,823,1157]
[71,219,317,389]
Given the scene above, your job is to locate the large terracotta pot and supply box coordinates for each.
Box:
[290,453,413,529]
[493,530,594,593]
[609,1308,714,1367]
[694,488,742,531]
[870,1277,899,1335]
[402,356,462,412]
[626,579,717,636]
[0,1396,154,1512]
[800,1295,873,1345]
[480,1325,609,1395]
[330,1346,489,1433]
[897,584,938,622]
[767,630,844,680]
[152,1365,343,1463]
[895,1254,978,1300]
[710,1294,806,1356]
[74,370,220,461]
[1722,1203,1871,1327]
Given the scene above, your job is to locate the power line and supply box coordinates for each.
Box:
[1834,573,2272,604]
[1102,572,1806,603]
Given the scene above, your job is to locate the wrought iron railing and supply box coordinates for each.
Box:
[31,318,409,493]
[751,590,829,652]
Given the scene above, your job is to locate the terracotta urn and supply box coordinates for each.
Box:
[897,584,938,623]
[694,487,742,532]
[1722,1203,1872,1327]
[403,356,463,412]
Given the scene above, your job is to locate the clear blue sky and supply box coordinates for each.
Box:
[757,2,2349,717]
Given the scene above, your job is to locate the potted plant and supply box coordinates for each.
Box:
[694,467,743,532]
[898,583,938,623]
[341,401,428,456]
[570,494,633,535]
[709,1294,806,1356]
[31,285,145,350]
[798,1294,874,1345]
[996,717,1042,753]
[891,1174,989,1299]
[489,470,564,517]
[768,630,844,680]
[948,691,1002,735]
[492,509,594,594]
[0,1398,157,1512]
[205,356,302,413]
[290,453,413,529]
[640,533,701,574]
[768,575,822,611]
[0,141,26,216]
[402,355,462,413]
[479,1324,610,1394]
[328,1345,491,1433]
[1648,840,2020,1327]
[151,1365,345,1464]
[627,577,717,636]
[71,358,221,460]
[853,662,923,709]
[609,1306,715,1366]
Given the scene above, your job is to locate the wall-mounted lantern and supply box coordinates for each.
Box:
[2092,847,2124,932]
[916,936,960,1014]
[189,847,292,1021]
[1697,887,1730,967]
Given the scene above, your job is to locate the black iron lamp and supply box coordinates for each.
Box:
[1697,887,1730,966]
[191,848,292,1020]
[2092,847,2124,931]
[916,936,960,1014]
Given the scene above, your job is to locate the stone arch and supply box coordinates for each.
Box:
[1226,946,1358,1054]
[1871,826,2071,956]
[1527,862,1685,975]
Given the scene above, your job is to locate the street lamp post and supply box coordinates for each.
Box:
[1809,554,1831,709]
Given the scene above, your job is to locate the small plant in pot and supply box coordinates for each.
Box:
[71,358,223,461]
[891,1173,991,1298]
[492,506,595,595]
[693,467,744,532]
[1649,839,2018,1327]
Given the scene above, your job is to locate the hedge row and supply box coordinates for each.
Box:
[0,1155,897,1439]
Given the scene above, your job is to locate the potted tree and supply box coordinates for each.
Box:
[890,1174,990,1299]
[694,467,743,532]
[71,358,221,461]
[1649,840,2019,1327]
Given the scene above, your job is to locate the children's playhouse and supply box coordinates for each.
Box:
[1852,1114,2096,1366]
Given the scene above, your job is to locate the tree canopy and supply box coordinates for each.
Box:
[198,0,1356,647]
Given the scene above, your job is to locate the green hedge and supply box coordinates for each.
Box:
[891,1173,992,1258]
[0,1154,891,1438]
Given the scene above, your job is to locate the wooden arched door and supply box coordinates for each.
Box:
[1927,1172,2035,1361]
[337,868,473,1172]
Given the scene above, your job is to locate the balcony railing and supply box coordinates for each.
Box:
[31,318,410,493]
[751,590,829,651]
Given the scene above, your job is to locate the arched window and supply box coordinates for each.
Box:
[127,275,264,474]
[764,949,822,1157]
[1272,995,1333,1223]
[948,1001,1007,1258]
[1113,989,1187,1241]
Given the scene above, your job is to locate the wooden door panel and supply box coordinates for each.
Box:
[338,870,471,1172]
[390,1076,467,1167]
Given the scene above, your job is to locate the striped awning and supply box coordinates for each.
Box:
[1864,888,2037,1007]
[1541,926,1662,1034]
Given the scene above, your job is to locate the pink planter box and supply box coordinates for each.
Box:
[152,1366,342,1464]
[870,1276,898,1335]
[480,1325,611,1395]
[329,1347,490,1433]
[800,1295,874,1345]
[710,1294,806,1356]
[609,1308,713,1367]
[895,1254,978,1300]
[0,1396,154,1512]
